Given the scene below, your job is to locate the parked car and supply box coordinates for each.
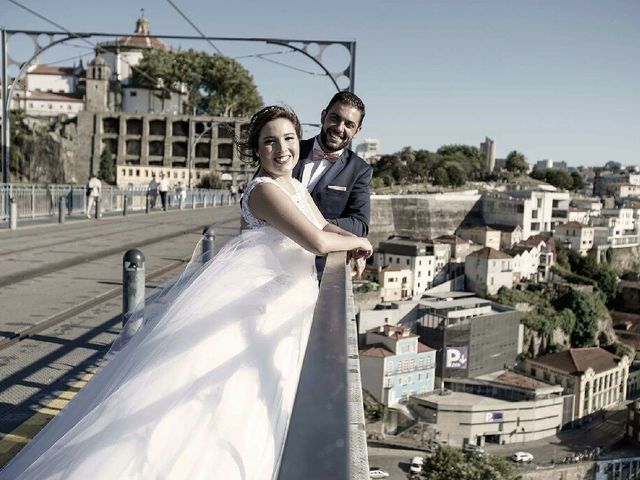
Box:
[464,444,486,457]
[369,466,390,478]
[409,456,424,474]
[511,451,534,463]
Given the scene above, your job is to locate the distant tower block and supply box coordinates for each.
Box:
[480,137,496,173]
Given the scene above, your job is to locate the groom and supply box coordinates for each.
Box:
[293,91,373,272]
[293,91,372,236]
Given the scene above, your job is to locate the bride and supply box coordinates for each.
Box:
[0,105,372,480]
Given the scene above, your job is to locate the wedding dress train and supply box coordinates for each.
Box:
[1,177,320,480]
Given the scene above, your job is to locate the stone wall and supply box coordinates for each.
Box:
[521,462,595,480]
[369,192,483,246]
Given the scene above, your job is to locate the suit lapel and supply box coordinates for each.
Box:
[312,149,351,194]
[294,138,315,181]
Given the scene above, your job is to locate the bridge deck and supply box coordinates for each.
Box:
[0,206,241,464]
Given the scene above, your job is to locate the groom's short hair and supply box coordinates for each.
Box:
[324,92,365,126]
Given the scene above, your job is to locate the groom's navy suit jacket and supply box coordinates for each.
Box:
[293,138,373,237]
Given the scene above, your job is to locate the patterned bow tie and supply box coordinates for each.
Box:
[311,148,340,163]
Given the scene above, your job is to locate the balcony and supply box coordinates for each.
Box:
[278,252,369,479]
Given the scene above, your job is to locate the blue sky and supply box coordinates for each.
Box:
[3,0,639,166]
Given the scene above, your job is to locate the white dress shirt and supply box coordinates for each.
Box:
[300,138,344,192]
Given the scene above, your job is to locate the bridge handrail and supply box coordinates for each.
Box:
[278,251,369,479]
[0,183,234,221]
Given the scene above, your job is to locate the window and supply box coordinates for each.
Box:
[406,259,410,265]
[531,367,537,376]
[396,258,399,264]
[418,271,422,277]
[130,91,137,97]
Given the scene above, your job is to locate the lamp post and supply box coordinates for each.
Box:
[187,120,213,189]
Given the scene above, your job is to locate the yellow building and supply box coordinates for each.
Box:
[523,348,630,423]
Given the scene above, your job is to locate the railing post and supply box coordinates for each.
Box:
[67,189,73,215]
[122,249,145,331]
[145,191,150,214]
[179,195,185,210]
[58,196,65,223]
[203,195,208,208]
[30,185,35,219]
[192,193,197,209]
[123,194,128,216]
[9,197,17,230]
[94,197,101,219]
[201,226,215,264]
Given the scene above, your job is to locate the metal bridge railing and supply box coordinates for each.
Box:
[278,252,369,480]
[0,183,234,222]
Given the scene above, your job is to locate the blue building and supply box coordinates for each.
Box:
[359,325,436,406]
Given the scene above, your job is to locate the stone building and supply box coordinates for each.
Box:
[522,348,630,424]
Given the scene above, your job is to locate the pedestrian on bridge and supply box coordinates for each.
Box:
[158,172,170,211]
[147,173,159,209]
[86,174,102,219]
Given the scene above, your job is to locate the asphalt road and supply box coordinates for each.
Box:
[368,446,426,480]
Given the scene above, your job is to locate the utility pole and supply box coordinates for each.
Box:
[187,120,213,189]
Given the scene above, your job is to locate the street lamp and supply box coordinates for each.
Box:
[188,120,213,189]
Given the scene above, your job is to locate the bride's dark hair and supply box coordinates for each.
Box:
[241,105,302,166]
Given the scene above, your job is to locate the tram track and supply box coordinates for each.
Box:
[0,256,189,352]
[0,215,240,351]
[0,216,238,289]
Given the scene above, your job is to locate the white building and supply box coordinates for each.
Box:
[480,137,496,173]
[465,247,513,296]
[591,208,640,249]
[504,242,543,284]
[355,138,381,163]
[482,188,571,240]
[376,238,449,297]
[378,265,413,302]
[554,222,595,256]
[457,226,502,251]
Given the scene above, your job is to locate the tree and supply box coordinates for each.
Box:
[567,291,598,347]
[422,446,520,480]
[505,150,528,175]
[133,49,262,116]
[437,144,484,180]
[544,169,573,190]
[446,163,467,187]
[433,167,450,186]
[98,146,115,184]
[570,171,586,191]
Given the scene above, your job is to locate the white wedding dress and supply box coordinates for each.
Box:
[1,177,320,480]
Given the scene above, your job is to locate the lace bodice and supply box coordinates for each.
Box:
[241,176,322,230]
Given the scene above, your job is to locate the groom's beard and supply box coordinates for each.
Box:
[319,127,349,153]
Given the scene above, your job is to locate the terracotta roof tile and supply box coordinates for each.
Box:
[530,347,623,375]
[360,343,395,358]
[467,246,512,260]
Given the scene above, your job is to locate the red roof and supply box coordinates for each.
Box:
[530,347,624,375]
[468,246,512,260]
[28,65,77,76]
[360,343,395,358]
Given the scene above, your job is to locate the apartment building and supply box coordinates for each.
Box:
[482,188,571,240]
[554,222,595,256]
[591,208,640,249]
[378,265,413,302]
[359,325,436,406]
[376,238,450,296]
[465,247,513,296]
[457,226,501,251]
